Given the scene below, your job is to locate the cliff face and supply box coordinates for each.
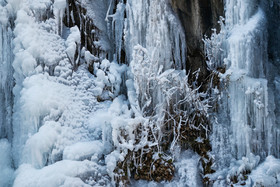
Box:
[265,0,280,70]
[170,0,224,83]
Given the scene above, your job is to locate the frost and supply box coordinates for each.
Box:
[91,59,127,100]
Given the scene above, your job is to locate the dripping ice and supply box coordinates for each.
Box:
[205,0,280,186]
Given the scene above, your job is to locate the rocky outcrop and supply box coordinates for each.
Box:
[169,0,224,85]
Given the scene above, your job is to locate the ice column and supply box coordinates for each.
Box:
[0,2,14,142]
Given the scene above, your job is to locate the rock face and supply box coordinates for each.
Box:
[169,0,224,84]
[264,0,280,137]
[265,0,280,70]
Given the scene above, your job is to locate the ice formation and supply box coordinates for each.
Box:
[0,0,279,186]
[205,0,280,186]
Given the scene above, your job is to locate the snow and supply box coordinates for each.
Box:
[63,141,104,161]
[13,9,65,76]
[22,121,62,169]
[24,0,52,12]
[171,151,202,187]
[84,51,98,64]
[249,156,280,186]
[13,160,108,187]
[12,74,72,167]
[10,63,114,185]
[7,1,114,185]
[65,26,80,62]
[90,59,127,100]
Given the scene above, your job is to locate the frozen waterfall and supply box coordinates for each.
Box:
[206,0,280,186]
[0,0,280,186]
[213,0,279,160]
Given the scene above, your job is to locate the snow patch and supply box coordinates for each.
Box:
[63,141,104,161]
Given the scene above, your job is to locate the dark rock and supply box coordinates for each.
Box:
[63,0,107,73]
[169,0,224,87]
[264,0,280,68]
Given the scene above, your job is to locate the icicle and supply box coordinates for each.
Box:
[112,2,125,63]
[53,0,67,35]
[207,0,280,173]
[0,3,14,142]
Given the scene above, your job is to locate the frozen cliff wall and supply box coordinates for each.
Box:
[203,0,280,186]
[1,0,280,187]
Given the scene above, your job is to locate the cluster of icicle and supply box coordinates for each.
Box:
[204,0,280,186]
